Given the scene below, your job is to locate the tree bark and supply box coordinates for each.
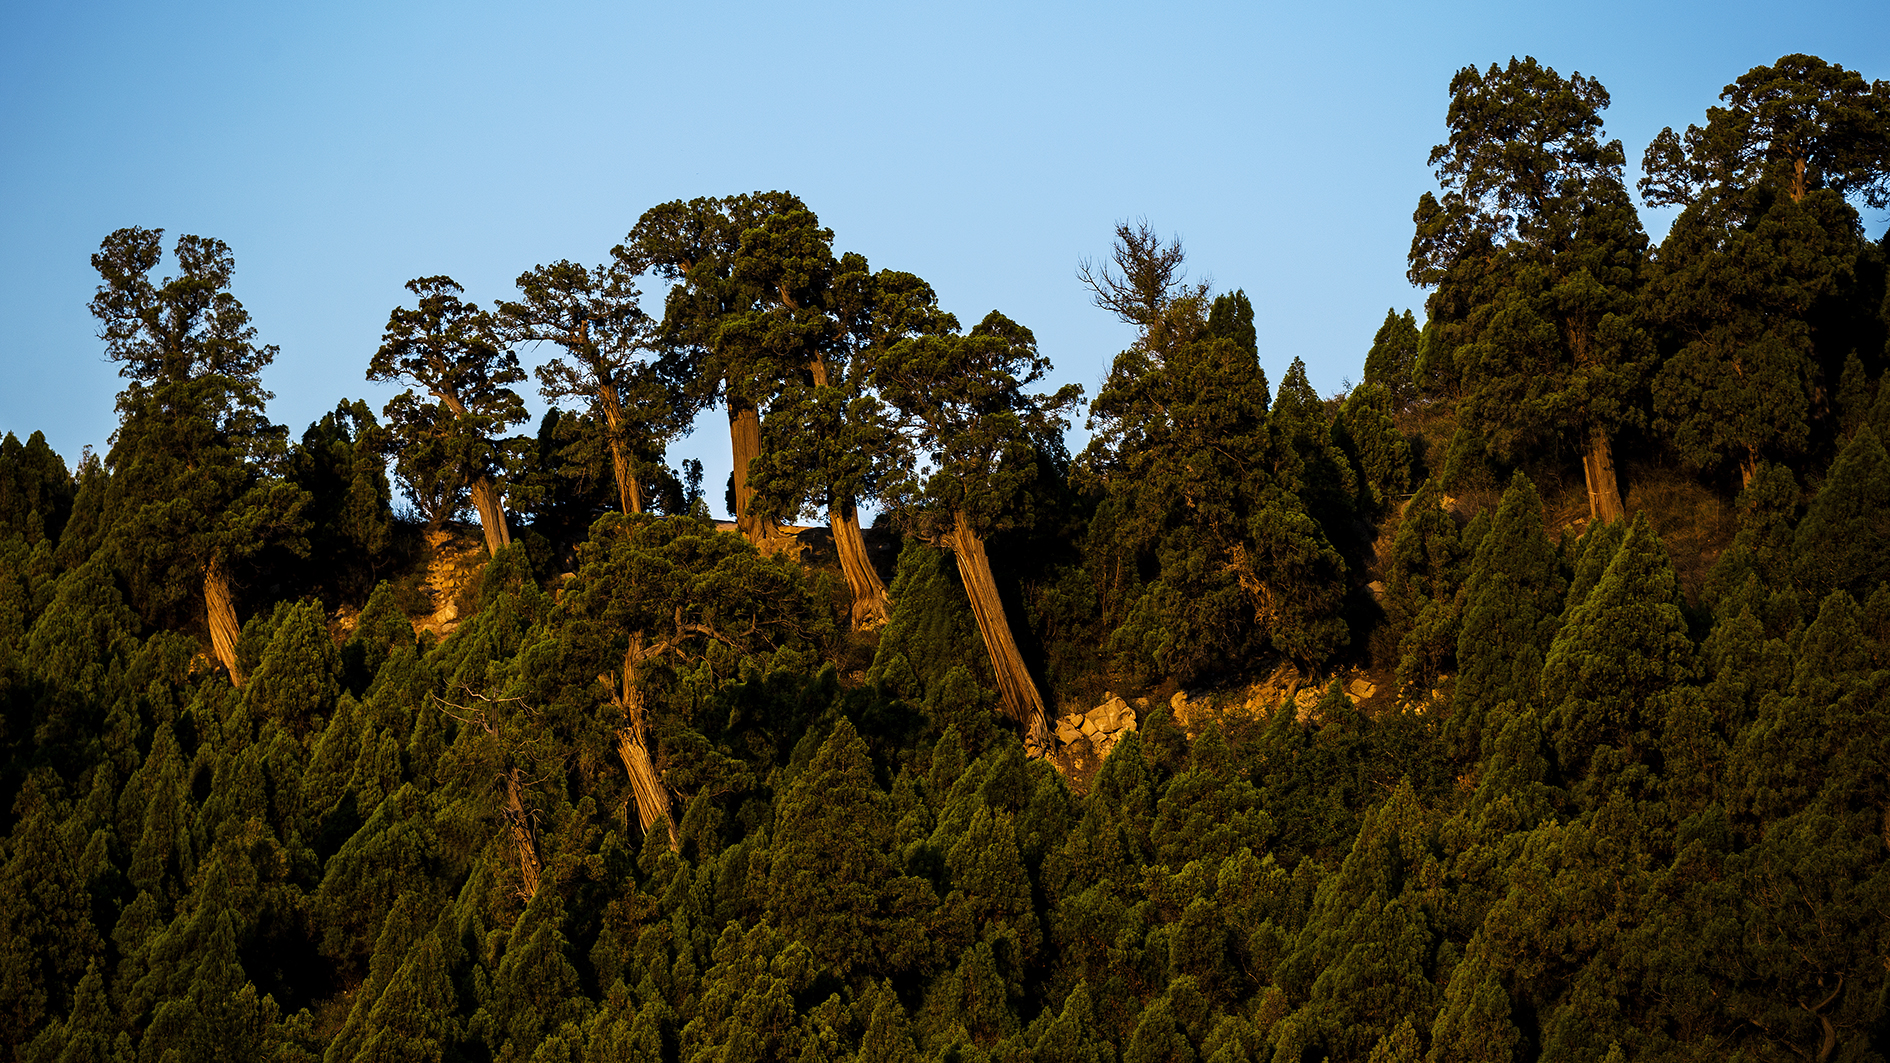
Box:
[600,386,644,515]
[611,634,678,850]
[729,399,793,554]
[502,765,543,900]
[203,556,244,687]
[1582,426,1625,523]
[469,476,512,557]
[832,497,890,629]
[949,510,1050,750]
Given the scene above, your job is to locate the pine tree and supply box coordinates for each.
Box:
[1362,309,1423,410]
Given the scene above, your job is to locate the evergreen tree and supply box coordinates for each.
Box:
[1362,309,1422,411]
[368,276,528,557]
[87,227,307,683]
[763,719,934,978]
[1791,425,1890,600]
[498,256,674,519]
[1450,473,1563,759]
[875,308,1081,748]
[1410,57,1653,521]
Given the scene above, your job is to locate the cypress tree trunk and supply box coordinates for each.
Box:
[469,476,512,557]
[612,634,678,850]
[600,388,644,515]
[203,556,244,687]
[949,510,1050,749]
[729,400,767,543]
[502,766,542,900]
[831,497,889,629]
[1582,426,1625,523]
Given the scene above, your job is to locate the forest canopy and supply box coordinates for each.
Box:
[2,52,1889,1063]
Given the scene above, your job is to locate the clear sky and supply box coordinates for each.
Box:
[3,0,1886,517]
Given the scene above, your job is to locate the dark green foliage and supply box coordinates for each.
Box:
[1362,309,1422,410]
[4,70,1890,1063]
[1449,474,1563,759]
[1791,425,1890,600]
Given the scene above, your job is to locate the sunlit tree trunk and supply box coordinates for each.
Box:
[611,633,678,850]
[599,386,644,515]
[949,510,1049,749]
[832,498,889,629]
[469,476,512,557]
[203,556,244,687]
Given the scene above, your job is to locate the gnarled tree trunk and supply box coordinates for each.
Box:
[832,498,889,629]
[1582,426,1625,523]
[203,556,244,687]
[470,476,512,557]
[600,387,645,515]
[502,765,543,900]
[948,510,1050,751]
[611,634,678,850]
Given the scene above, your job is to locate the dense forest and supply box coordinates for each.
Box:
[3,52,1889,1063]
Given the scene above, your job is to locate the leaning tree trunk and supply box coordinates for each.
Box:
[949,510,1050,750]
[611,634,678,850]
[502,765,543,900]
[831,497,890,629]
[469,476,512,557]
[600,388,645,515]
[1582,425,1625,523]
[203,556,244,687]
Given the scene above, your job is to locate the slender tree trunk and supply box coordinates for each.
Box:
[611,634,678,850]
[469,476,512,557]
[502,766,542,899]
[600,388,644,515]
[1741,446,1759,490]
[832,497,890,629]
[203,556,244,687]
[1582,425,1625,523]
[949,510,1050,750]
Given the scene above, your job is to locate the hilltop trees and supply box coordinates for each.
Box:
[1640,55,1890,485]
[1078,223,1349,680]
[87,227,306,683]
[876,306,1082,748]
[1411,56,1653,522]
[498,257,675,518]
[369,277,528,557]
[630,195,899,626]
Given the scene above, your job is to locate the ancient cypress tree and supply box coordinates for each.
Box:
[368,277,528,557]
[1640,55,1890,484]
[875,308,1082,749]
[1362,308,1422,411]
[1410,57,1654,522]
[497,256,674,517]
[87,227,306,684]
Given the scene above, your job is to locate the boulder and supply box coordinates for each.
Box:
[1087,696,1135,732]
[1347,677,1376,701]
[1055,716,1084,744]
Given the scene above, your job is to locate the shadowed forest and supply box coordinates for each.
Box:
[4,53,1890,1063]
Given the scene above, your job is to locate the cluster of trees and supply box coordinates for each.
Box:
[0,50,1887,1063]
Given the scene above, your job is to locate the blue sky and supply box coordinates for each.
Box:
[3,0,1886,517]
